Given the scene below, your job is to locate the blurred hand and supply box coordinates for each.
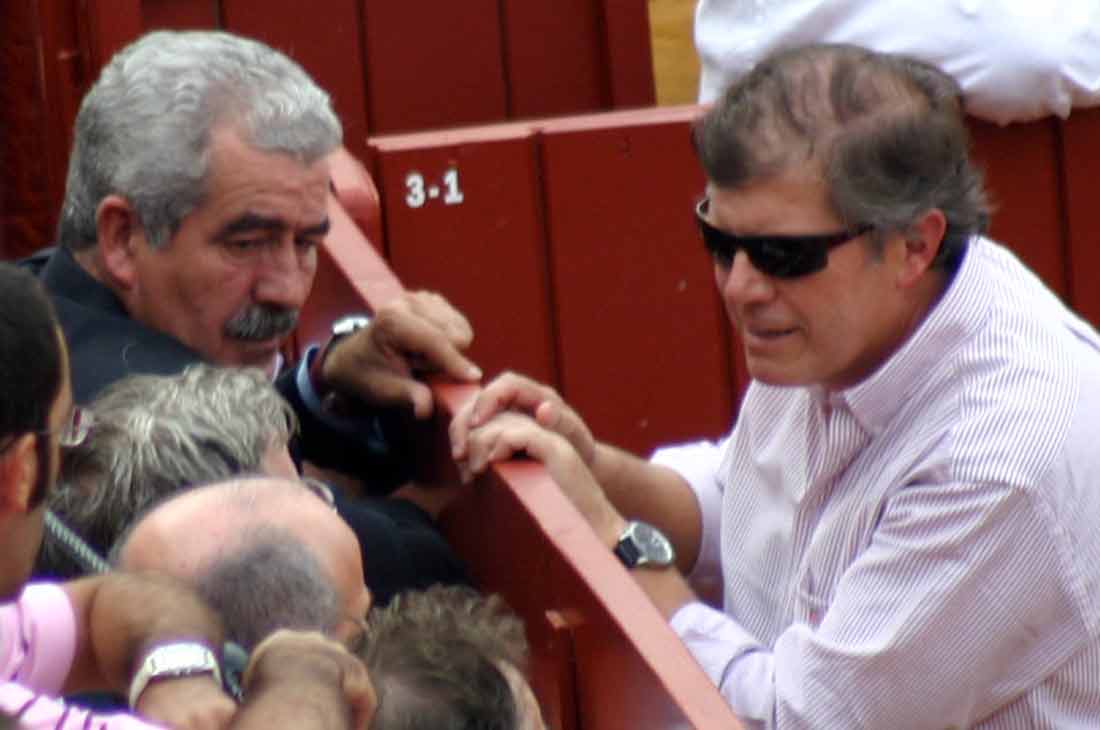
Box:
[449,372,596,479]
[323,291,481,418]
[460,411,624,543]
[135,674,235,730]
[244,630,376,730]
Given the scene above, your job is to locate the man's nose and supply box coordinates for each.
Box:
[254,240,313,308]
[716,250,774,307]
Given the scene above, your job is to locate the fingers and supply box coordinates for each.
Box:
[323,291,481,416]
[450,372,561,461]
[356,369,435,419]
[460,411,567,479]
[458,411,622,538]
[378,291,478,374]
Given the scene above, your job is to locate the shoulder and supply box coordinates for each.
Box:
[939,242,1100,486]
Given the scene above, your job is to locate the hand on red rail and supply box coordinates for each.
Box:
[321,291,481,418]
[449,372,597,479]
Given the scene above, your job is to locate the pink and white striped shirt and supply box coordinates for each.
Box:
[657,237,1100,728]
[0,583,162,729]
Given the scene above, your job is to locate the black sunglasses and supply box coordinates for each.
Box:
[695,198,872,279]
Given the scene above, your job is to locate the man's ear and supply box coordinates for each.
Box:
[95,195,143,291]
[897,208,947,288]
[0,434,38,514]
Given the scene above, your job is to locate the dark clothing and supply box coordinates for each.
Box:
[22,246,469,602]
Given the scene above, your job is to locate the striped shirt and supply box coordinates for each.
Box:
[0,583,162,729]
[657,237,1100,728]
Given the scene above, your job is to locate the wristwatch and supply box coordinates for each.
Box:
[613,520,676,569]
[310,314,372,399]
[128,642,223,709]
[330,313,372,341]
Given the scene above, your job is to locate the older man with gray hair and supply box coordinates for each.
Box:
[23,28,472,599]
[42,364,465,606]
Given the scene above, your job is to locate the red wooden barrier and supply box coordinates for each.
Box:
[295,175,742,730]
[371,107,747,458]
[967,118,1069,298]
[369,124,559,388]
[1060,107,1100,328]
[538,108,736,457]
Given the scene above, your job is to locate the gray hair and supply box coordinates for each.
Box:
[195,527,342,652]
[362,586,528,730]
[57,29,342,251]
[47,364,297,567]
[693,43,990,273]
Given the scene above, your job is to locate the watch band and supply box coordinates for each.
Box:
[309,314,372,399]
[128,642,223,709]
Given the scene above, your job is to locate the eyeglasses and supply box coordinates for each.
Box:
[695,198,872,279]
[301,476,337,510]
[53,406,94,448]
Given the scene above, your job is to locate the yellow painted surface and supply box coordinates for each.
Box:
[649,0,700,105]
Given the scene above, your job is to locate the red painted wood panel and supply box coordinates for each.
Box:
[539,107,734,457]
[81,0,143,71]
[968,118,1068,298]
[222,0,373,164]
[1059,107,1100,328]
[501,0,607,118]
[142,0,218,29]
[600,0,657,107]
[296,192,743,729]
[370,126,558,387]
[361,0,508,133]
[439,452,743,730]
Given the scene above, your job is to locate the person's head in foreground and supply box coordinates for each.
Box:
[362,585,545,730]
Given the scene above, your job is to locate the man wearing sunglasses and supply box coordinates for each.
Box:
[451,44,1100,728]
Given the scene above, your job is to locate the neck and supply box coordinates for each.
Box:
[71,246,109,283]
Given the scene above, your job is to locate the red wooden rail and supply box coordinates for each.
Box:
[287,158,742,730]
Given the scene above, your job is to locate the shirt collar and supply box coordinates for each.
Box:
[833,237,990,434]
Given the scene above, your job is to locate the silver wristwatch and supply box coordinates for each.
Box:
[330,313,371,341]
[613,520,676,569]
[128,642,223,708]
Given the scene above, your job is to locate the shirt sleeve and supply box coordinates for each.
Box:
[669,479,1091,728]
[650,436,728,584]
[0,583,77,694]
[0,683,166,730]
[276,346,415,495]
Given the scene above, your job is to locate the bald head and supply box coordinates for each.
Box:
[118,476,370,646]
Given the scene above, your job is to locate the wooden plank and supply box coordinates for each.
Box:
[370,127,558,387]
[293,187,743,730]
[538,107,735,457]
[1059,108,1100,328]
[500,0,607,118]
[221,0,373,164]
[968,117,1069,299]
[81,0,143,71]
[361,0,507,133]
[142,0,218,29]
[600,0,658,107]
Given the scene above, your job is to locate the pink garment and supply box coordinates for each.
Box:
[0,583,163,729]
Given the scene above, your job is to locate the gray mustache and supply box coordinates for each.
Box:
[224,305,299,341]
